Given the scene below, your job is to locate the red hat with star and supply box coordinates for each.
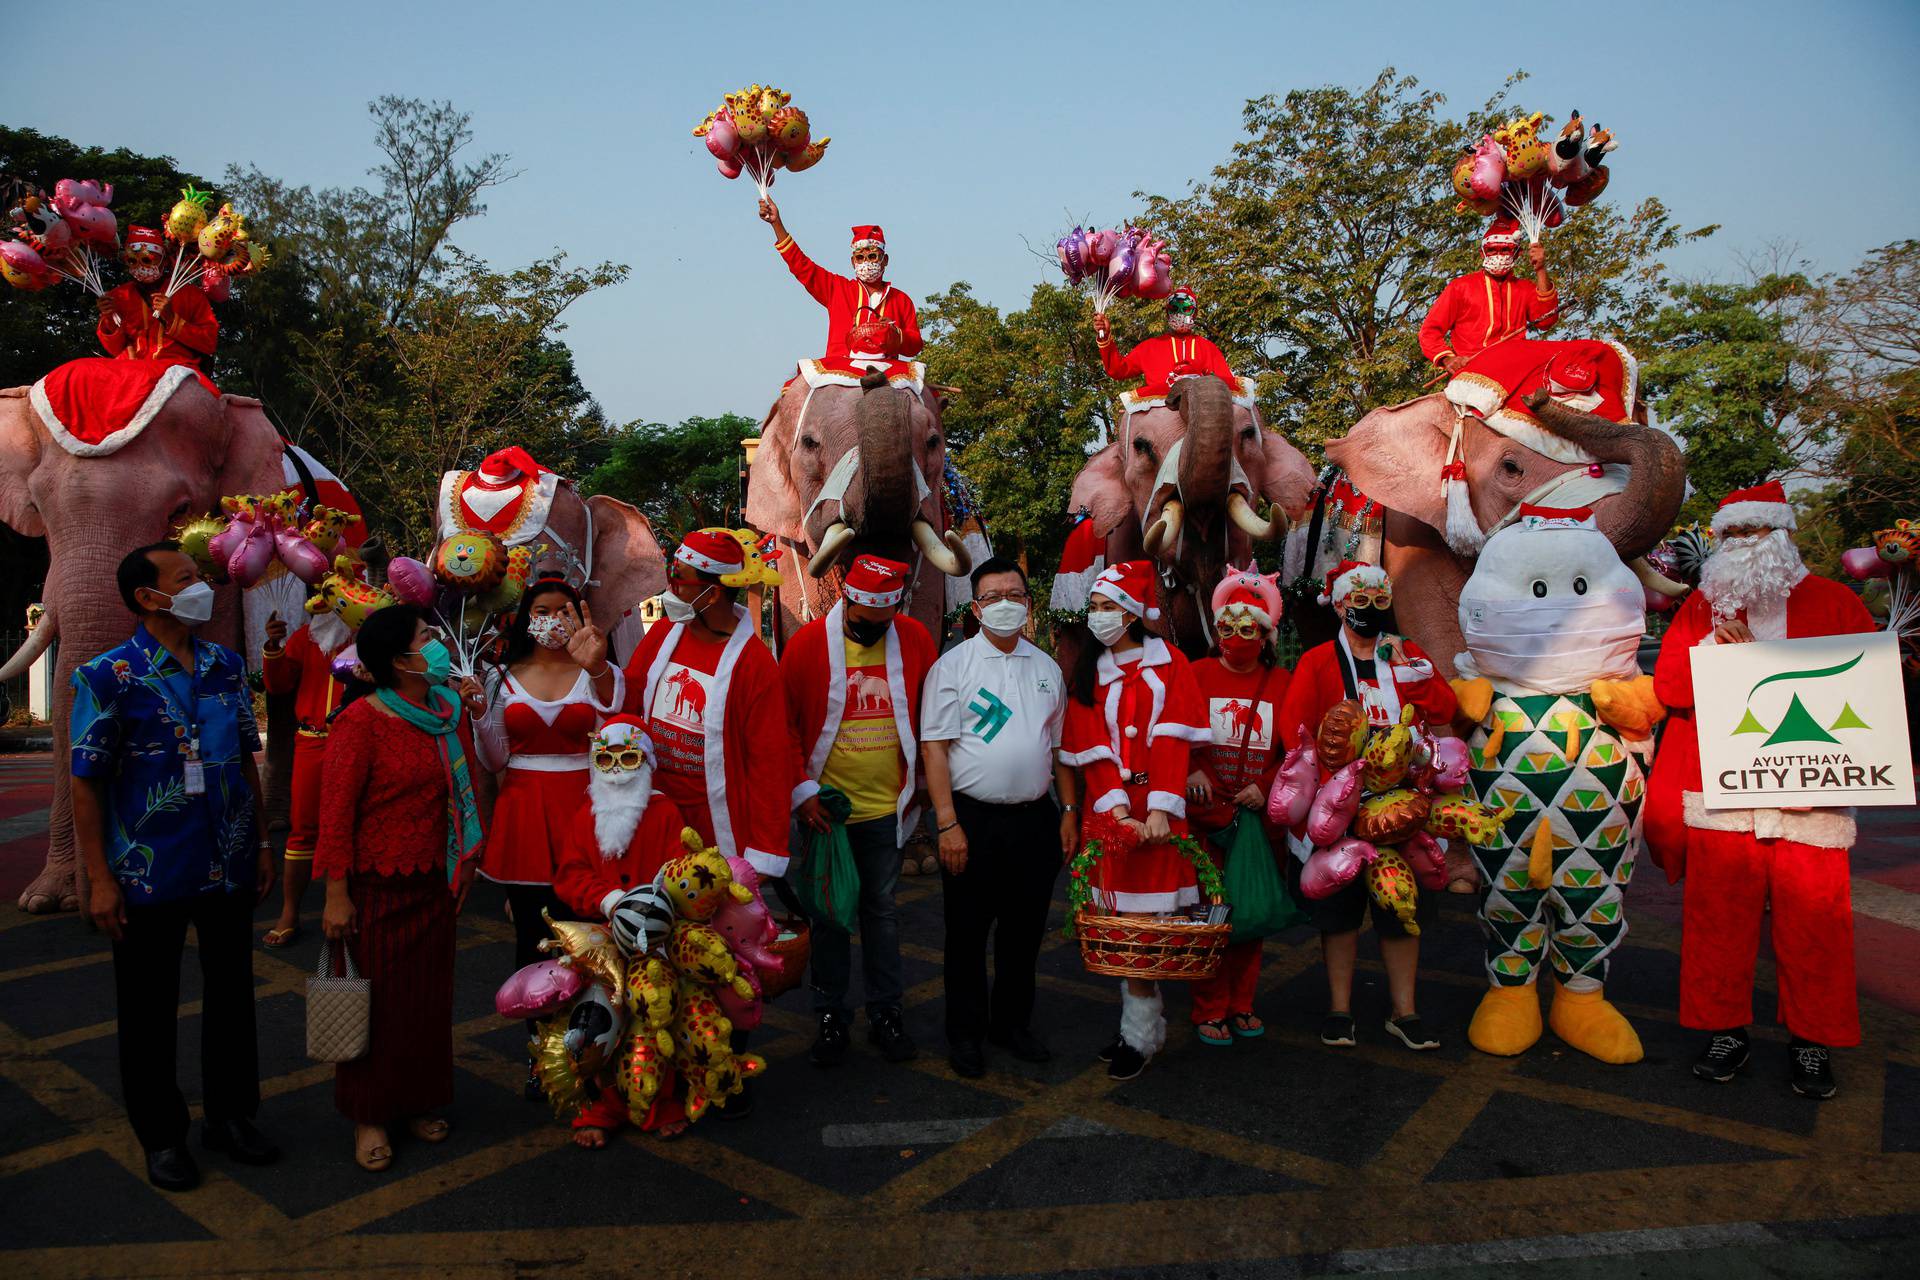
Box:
[850,225,886,251]
[124,225,165,252]
[1090,559,1160,621]
[1711,480,1796,534]
[842,554,909,607]
[1318,558,1390,606]
[675,528,746,576]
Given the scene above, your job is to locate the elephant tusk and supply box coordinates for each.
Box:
[807,523,856,577]
[942,527,974,577]
[1227,491,1277,540]
[912,518,964,577]
[1629,556,1689,599]
[0,608,55,684]
[1142,499,1183,558]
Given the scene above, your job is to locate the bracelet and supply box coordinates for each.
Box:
[589,663,612,679]
[1062,804,1079,814]
[937,820,960,834]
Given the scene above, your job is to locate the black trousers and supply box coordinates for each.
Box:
[110,890,260,1152]
[505,884,574,1038]
[942,794,1061,1045]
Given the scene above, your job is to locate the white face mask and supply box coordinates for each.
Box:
[977,599,1028,637]
[1459,588,1644,694]
[1086,610,1130,647]
[661,587,709,624]
[1482,251,1517,276]
[853,260,884,285]
[527,614,570,649]
[1167,313,1195,333]
[153,581,215,625]
[128,258,163,284]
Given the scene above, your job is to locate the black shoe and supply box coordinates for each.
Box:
[201,1118,280,1166]
[1385,1015,1439,1052]
[810,1012,851,1066]
[988,1027,1052,1063]
[949,1039,987,1078]
[1692,1028,1751,1083]
[868,1008,918,1063]
[1320,1013,1357,1048]
[1107,1042,1148,1081]
[146,1145,200,1192]
[716,1081,756,1120]
[1096,1034,1125,1063]
[524,1060,544,1102]
[1789,1039,1837,1100]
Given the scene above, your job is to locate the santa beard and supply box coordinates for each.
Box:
[308,610,352,654]
[589,761,654,860]
[1698,528,1808,618]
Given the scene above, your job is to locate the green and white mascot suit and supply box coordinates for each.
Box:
[1447,505,1667,1063]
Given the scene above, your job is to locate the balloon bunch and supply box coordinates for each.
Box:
[3,179,117,295]
[1269,700,1503,935]
[159,186,269,308]
[1842,518,1920,653]
[502,829,777,1126]
[404,533,539,679]
[1643,524,1714,613]
[178,493,347,589]
[695,84,830,199]
[1056,224,1174,313]
[1451,109,1619,241]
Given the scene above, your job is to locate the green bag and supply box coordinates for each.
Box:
[793,785,860,935]
[1218,811,1307,942]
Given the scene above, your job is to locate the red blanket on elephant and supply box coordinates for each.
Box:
[30,358,217,458]
[1446,337,1636,458]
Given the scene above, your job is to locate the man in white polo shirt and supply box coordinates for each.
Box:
[921,557,1079,1078]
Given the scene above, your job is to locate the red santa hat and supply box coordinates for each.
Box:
[1482,218,1521,251]
[589,714,657,767]
[1318,558,1390,606]
[675,527,747,576]
[1090,559,1160,621]
[1211,567,1281,631]
[842,553,909,607]
[1544,349,1601,395]
[1048,509,1106,612]
[850,225,886,252]
[1711,480,1797,535]
[475,446,550,484]
[1167,285,1198,312]
[124,225,165,253]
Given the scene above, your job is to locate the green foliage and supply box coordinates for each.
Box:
[584,413,757,534]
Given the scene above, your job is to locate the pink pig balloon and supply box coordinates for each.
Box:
[52,178,112,212]
[495,958,585,1019]
[385,556,438,606]
[1086,229,1116,266]
[63,202,117,249]
[227,519,276,587]
[1266,730,1319,827]
[714,855,782,976]
[1841,547,1891,580]
[1424,738,1470,794]
[274,529,331,585]
[716,154,744,180]
[207,516,247,565]
[1305,760,1365,846]
[1403,831,1448,891]
[715,955,764,1031]
[1299,837,1379,900]
[1469,135,1507,202]
[707,116,740,156]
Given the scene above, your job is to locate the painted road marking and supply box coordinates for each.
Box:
[1331,1222,1779,1272]
[0,807,48,842]
[1852,878,1920,931]
[822,1115,1120,1148]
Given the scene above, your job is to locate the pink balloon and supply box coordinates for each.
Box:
[385,556,437,606]
[200,270,232,303]
[1423,738,1470,794]
[1403,831,1448,891]
[1469,135,1506,201]
[1266,730,1319,828]
[716,154,743,180]
[207,517,247,566]
[714,854,782,975]
[715,956,764,1030]
[495,958,586,1019]
[1299,837,1379,900]
[63,203,117,248]
[1841,546,1891,580]
[707,116,740,156]
[1086,229,1116,266]
[228,520,276,587]
[0,239,56,286]
[52,178,111,212]
[275,529,331,585]
[1305,760,1365,846]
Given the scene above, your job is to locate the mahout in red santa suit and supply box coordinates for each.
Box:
[259,608,353,947]
[758,197,922,375]
[1418,219,1559,375]
[1092,286,1237,399]
[1648,482,1877,1099]
[95,226,218,370]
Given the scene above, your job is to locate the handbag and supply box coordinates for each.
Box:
[306,937,371,1063]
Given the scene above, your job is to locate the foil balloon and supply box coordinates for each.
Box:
[1367,850,1421,935]
[1840,546,1891,580]
[199,270,233,303]
[562,983,628,1075]
[52,178,111,212]
[0,240,57,290]
[1086,228,1116,266]
[329,644,363,683]
[1300,837,1378,900]
[1354,788,1432,846]
[432,531,509,594]
[274,528,331,586]
[1875,519,1919,562]
[1362,707,1418,792]
[1563,164,1609,208]
[783,139,829,172]
[529,1017,589,1118]
[176,515,229,579]
[384,555,438,606]
[624,953,679,1053]
[1421,736,1471,793]
[1402,831,1449,892]
[1305,760,1365,846]
[619,1028,667,1113]
[609,882,676,958]
[165,185,212,242]
[63,201,118,249]
[1427,792,1509,845]
[228,519,276,587]
[767,105,810,151]
[1266,731,1319,828]
[669,920,757,1002]
[1468,134,1506,202]
[495,958,586,1019]
[715,953,764,1031]
[713,855,781,976]
[539,913,626,991]
[1315,699,1369,770]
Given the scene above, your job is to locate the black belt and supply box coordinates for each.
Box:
[1124,771,1150,786]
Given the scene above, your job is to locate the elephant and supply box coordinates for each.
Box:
[745,371,971,643]
[1324,390,1688,679]
[0,375,287,913]
[1067,374,1315,654]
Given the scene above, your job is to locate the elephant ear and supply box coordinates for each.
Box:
[1068,440,1133,539]
[0,388,46,537]
[1256,427,1317,522]
[743,387,803,540]
[1322,397,1454,531]
[215,396,289,499]
[584,494,667,660]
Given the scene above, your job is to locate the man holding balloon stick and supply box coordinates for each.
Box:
[1092,286,1238,399]
[759,198,923,373]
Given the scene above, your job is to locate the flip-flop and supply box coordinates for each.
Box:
[262,926,300,947]
[1229,1013,1266,1040]
[407,1117,450,1143]
[1195,1019,1234,1047]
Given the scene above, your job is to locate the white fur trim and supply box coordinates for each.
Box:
[1682,792,1854,848]
[1148,722,1210,744]
[744,846,791,877]
[675,542,744,575]
[1119,985,1167,1057]
[792,778,821,808]
[1443,478,1484,555]
[1057,745,1118,767]
[1147,790,1189,819]
[794,358,927,395]
[639,608,756,862]
[842,584,904,607]
[33,364,194,457]
[1089,787,1130,815]
[1102,886,1201,915]
[1090,580,1148,617]
[1711,501,1796,535]
[1329,564,1389,605]
[1482,410,1597,465]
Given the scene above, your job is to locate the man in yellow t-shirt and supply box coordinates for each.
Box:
[784,555,938,1066]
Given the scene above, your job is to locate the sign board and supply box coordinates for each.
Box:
[1693,632,1914,810]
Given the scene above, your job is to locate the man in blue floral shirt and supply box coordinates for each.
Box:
[70,542,281,1191]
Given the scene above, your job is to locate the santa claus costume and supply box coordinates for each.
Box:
[1058,561,1209,1077]
[98,226,220,370]
[775,223,923,374]
[1095,286,1238,398]
[260,611,352,945]
[1648,483,1877,1097]
[1418,219,1559,370]
[622,529,797,878]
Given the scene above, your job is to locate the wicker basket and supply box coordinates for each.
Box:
[759,915,813,999]
[1074,908,1230,981]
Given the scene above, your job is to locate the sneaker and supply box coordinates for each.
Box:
[810,1012,850,1067]
[867,1008,918,1063]
[1385,1014,1440,1051]
[1107,1042,1148,1081]
[1320,1013,1357,1048]
[949,1039,987,1078]
[987,1027,1052,1063]
[1789,1040,1837,1100]
[1096,1034,1125,1063]
[1692,1028,1751,1083]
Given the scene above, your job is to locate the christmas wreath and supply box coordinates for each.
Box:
[1062,810,1226,939]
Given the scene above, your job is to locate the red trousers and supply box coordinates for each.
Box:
[1679,829,1858,1046]
[570,1070,685,1134]
[1190,940,1262,1023]
[286,735,327,857]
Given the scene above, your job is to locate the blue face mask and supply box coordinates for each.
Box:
[409,638,454,685]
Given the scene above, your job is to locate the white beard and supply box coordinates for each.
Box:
[308,610,352,654]
[1698,529,1808,621]
[590,762,653,860]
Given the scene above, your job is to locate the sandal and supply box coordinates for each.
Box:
[262,925,300,947]
[1229,1012,1266,1039]
[355,1126,393,1172]
[1195,1018,1234,1047]
[407,1116,450,1143]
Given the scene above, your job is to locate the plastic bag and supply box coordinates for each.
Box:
[792,785,860,934]
[1218,812,1308,942]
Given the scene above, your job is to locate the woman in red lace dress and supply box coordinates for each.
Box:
[317,605,485,1173]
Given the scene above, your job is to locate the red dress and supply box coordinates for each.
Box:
[1058,638,1210,913]
[474,668,620,886]
[262,624,347,857]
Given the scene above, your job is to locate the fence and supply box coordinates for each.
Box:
[0,631,50,725]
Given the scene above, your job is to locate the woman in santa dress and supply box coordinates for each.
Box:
[1058,561,1210,1081]
[473,576,621,1093]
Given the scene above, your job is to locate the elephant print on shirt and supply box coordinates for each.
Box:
[1209,697,1272,753]
[848,670,891,714]
[667,669,708,723]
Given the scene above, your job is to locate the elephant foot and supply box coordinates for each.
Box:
[17,865,78,914]
[1468,984,1543,1057]
[1549,983,1644,1064]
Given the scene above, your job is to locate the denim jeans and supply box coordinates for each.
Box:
[801,815,905,1020]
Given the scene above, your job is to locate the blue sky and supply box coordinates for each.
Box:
[9,0,1919,427]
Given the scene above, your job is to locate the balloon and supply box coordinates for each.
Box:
[199,270,232,303]
[274,529,331,586]
[1875,519,1919,563]
[1065,227,1086,280]
[431,531,509,594]
[1362,706,1417,792]
[302,506,353,556]
[1426,792,1509,845]
[1451,152,1477,199]
[198,204,243,263]
[206,516,246,566]
[1306,760,1365,846]
[1086,229,1116,266]
[1840,546,1890,580]
[1367,850,1421,935]
[307,563,396,631]
[529,1016,590,1118]
[669,920,757,1002]
[1315,699,1369,770]
[385,555,437,606]
[1403,831,1449,891]
[609,882,676,957]
[713,857,781,976]
[1469,134,1506,202]
[768,105,810,151]
[0,240,56,290]
[52,178,111,213]
[1266,730,1319,827]
[1133,248,1161,297]
[495,958,586,1019]
[539,914,626,990]
[1138,271,1175,301]
[476,544,536,616]
[706,116,740,156]
[783,138,830,172]
[227,519,276,587]
[1056,238,1074,281]
[715,952,764,1030]
[618,1026,668,1113]
[165,186,212,242]
[562,982,628,1075]
[176,515,227,577]
[623,953,679,1054]
[63,202,117,249]
[329,644,362,682]
[731,108,767,146]
[1421,737,1471,794]
[1106,241,1136,293]
[1354,788,1433,845]
[1300,837,1378,900]
[1562,164,1609,208]
[25,213,73,255]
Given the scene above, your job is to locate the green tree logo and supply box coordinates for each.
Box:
[1731,653,1870,746]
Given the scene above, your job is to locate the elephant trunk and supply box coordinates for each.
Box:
[1524,392,1687,560]
[1176,375,1235,513]
[0,606,54,683]
[854,373,914,540]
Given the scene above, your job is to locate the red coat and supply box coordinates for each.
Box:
[1097,332,1236,398]
[1276,634,1457,754]
[622,609,798,877]
[781,603,937,843]
[776,237,923,361]
[1418,271,1558,366]
[98,283,217,365]
[1646,574,1876,879]
[552,791,688,920]
[262,623,347,734]
[1189,658,1293,835]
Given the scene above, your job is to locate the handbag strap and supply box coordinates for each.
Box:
[1229,666,1276,781]
[315,936,360,981]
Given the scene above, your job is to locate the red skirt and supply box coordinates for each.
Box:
[335,872,456,1126]
[1092,782,1199,914]
[481,765,589,885]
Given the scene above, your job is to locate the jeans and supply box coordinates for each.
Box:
[802,815,905,1020]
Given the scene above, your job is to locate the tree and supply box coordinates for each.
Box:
[584,413,756,533]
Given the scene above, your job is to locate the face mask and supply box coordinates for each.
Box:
[128,258,163,284]
[1344,603,1392,638]
[977,599,1028,637]
[661,586,709,624]
[408,638,454,685]
[1219,633,1264,666]
[1459,588,1644,693]
[527,614,569,649]
[1087,610,1130,647]
[1482,251,1516,276]
[154,581,215,625]
[854,261,884,285]
[845,615,890,647]
[1167,313,1195,333]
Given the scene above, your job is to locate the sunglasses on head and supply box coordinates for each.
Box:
[594,748,646,770]
[1346,588,1393,609]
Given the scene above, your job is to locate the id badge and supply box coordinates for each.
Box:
[183,760,206,796]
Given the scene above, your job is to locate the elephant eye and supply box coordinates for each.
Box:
[925,433,940,449]
[1132,438,1156,461]
[1531,579,1548,598]
[1501,455,1523,477]
[1239,426,1256,443]
[800,434,820,451]
[1573,576,1588,595]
